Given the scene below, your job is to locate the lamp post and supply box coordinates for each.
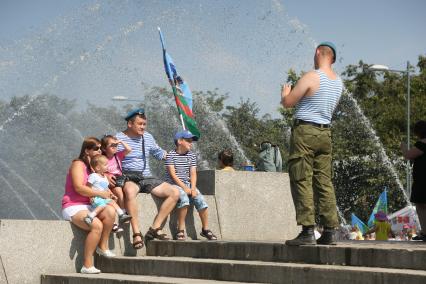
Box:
[369,61,411,197]
[111,96,143,102]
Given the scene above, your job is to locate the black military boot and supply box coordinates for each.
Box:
[317,227,337,245]
[285,226,316,246]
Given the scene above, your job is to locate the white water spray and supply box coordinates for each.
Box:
[0,175,37,219]
[346,92,409,204]
[0,20,144,132]
[0,159,60,219]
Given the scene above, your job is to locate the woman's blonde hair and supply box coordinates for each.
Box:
[90,155,108,169]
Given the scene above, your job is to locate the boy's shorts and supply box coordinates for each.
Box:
[91,197,112,208]
[122,171,163,194]
[175,186,208,211]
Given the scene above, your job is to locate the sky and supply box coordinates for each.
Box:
[0,0,425,116]
[284,0,426,72]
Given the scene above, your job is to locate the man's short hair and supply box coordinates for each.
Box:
[317,41,336,63]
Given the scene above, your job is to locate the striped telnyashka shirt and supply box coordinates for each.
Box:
[295,69,343,125]
[165,150,197,186]
[115,131,165,177]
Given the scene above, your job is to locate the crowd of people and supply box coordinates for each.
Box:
[61,42,426,275]
[341,222,417,242]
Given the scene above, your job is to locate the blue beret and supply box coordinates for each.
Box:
[125,108,145,121]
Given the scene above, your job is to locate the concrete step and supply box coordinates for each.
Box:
[146,240,426,270]
[41,273,260,284]
[96,256,426,284]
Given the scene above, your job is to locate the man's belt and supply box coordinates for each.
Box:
[294,119,330,129]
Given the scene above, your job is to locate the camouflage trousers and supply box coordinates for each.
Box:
[288,124,339,227]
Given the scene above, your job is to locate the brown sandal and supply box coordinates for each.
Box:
[132,232,144,249]
[200,229,217,240]
[145,227,170,240]
[175,229,186,241]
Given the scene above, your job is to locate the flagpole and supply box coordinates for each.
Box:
[171,82,186,131]
[158,27,186,131]
[179,114,186,130]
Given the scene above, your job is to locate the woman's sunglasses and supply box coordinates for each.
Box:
[90,145,101,151]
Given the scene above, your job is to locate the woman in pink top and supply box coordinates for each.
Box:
[61,137,116,274]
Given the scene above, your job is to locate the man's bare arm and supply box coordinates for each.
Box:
[281,71,318,108]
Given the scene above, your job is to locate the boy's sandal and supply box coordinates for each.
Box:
[176,230,186,241]
[200,229,217,240]
[132,232,144,249]
[146,227,170,240]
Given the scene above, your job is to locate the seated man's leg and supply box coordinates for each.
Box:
[150,182,180,229]
[123,181,143,245]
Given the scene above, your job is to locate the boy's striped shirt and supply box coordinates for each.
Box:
[165,150,196,186]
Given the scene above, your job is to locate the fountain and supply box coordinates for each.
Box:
[345,92,407,201]
[1,1,407,224]
[331,91,408,222]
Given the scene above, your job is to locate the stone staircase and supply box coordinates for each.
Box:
[41,240,426,283]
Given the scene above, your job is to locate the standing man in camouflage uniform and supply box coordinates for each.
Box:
[281,42,343,245]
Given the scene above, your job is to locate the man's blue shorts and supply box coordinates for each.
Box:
[174,186,208,211]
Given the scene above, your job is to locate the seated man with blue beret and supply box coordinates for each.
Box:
[114,108,180,249]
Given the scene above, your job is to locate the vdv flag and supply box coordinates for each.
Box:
[351,213,369,234]
[367,188,388,227]
[158,27,200,138]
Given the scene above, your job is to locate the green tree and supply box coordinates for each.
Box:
[194,89,228,113]
[222,98,262,162]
